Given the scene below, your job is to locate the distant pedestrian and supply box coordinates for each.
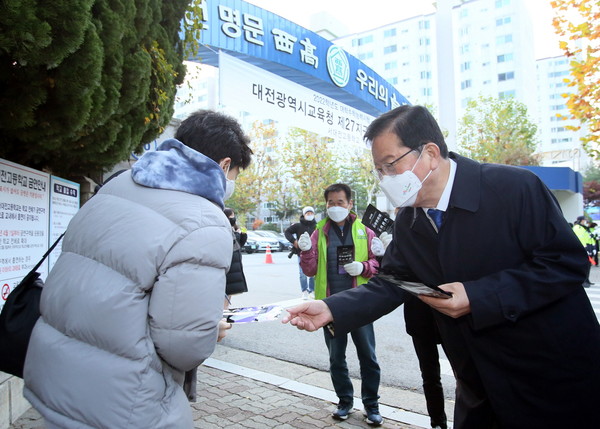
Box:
[297,183,383,426]
[285,206,317,299]
[23,110,253,428]
[573,215,595,288]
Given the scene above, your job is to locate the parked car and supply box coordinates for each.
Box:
[254,231,293,252]
[242,237,259,254]
[246,231,280,252]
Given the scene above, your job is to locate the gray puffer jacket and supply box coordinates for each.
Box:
[23,139,233,428]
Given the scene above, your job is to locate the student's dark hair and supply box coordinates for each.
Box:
[324,183,352,202]
[364,105,448,158]
[175,110,253,169]
[223,208,235,218]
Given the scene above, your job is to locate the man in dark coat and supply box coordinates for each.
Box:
[283,105,600,429]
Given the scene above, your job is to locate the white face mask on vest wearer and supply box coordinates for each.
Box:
[304,214,315,221]
[379,149,432,208]
[327,206,349,223]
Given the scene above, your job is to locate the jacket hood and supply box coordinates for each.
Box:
[131,139,226,208]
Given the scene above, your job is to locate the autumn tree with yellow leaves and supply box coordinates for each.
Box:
[551,0,600,157]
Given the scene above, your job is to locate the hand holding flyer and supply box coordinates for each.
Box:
[223,305,284,324]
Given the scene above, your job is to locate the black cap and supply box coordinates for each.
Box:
[576,216,585,221]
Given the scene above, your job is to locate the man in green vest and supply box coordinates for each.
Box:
[297,183,383,426]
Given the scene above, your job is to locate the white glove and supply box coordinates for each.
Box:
[371,237,385,257]
[343,261,364,276]
[298,232,312,251]
[379,231,392,249]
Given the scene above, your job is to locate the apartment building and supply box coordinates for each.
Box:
[334,0,589,169]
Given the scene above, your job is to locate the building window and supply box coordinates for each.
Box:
[551,138,572,144]
[495,0,510,8]
[551,127,566,132]
[419,20,430,30]
[461,80,472,89]
[358,51,373,60]
[420,54,430,63]
[548,70,570,78]
[385,61,398,70]
[422,88,432,96]
[496,16,511,26]
[551,104,566,111]
[388,76,398,85]
[384,28,397,37]
[419,37,430,46]
[384,45,397,54]
[420,71,431,79]
[461,61,471,72]
[497,53,514,63]
[496,34,513,44]
[498,71,514,81]
[499,90,515,99]
[352,34,374,47]
[460,44,470,54]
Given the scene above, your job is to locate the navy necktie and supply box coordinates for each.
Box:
[427,208,444,230]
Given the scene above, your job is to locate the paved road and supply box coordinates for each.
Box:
[225,251,457,399]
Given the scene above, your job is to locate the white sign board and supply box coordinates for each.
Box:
[0,158,79,310]
[219,51,374,146]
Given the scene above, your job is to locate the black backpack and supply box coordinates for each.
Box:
[0,234,63,378]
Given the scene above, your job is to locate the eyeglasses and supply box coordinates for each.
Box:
[372,148,416,180]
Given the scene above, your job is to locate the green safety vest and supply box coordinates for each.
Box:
[313,216,369,300]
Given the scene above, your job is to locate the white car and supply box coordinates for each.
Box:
[246,231,280,252]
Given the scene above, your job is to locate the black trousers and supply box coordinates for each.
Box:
[412,336,447,429]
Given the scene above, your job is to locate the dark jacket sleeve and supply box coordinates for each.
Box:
[325,276,407,335]
[284,223,299,243]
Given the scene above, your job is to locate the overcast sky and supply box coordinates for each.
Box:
[246,0,562,59]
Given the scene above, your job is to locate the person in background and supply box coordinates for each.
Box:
[573,215,595,288]
[285,206,317,299]
[284,105,600,429]
[297,183,383,426]
[23,110,253,429]
[223,207,249,299]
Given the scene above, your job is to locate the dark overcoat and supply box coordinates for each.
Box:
[326,153,600,429]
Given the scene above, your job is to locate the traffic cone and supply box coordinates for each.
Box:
[265,244,273,264]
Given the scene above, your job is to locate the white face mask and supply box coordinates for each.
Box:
[379,150,431,208]
[304,214,315,221]
[327,206,349,223]
[222,164,235,201]
[224,179,235,201]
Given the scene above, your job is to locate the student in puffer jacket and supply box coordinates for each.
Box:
[23,110,253,429]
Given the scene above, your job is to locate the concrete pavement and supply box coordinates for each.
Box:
[10,343,447,429]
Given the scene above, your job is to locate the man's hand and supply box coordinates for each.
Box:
[419,282,471,318]
[282,300,333,331]
[343,261,364,276]
[298,232,312,251]
[217,319,232,342]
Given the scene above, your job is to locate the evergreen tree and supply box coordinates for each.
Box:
[0,0,191,178]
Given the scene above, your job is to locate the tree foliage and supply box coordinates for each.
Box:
[227,121,279,221]
[457,96,540,165]
[0,0,196,178]
[584,180,600,206]
[551,0,600,157]
[281,128,340,214]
